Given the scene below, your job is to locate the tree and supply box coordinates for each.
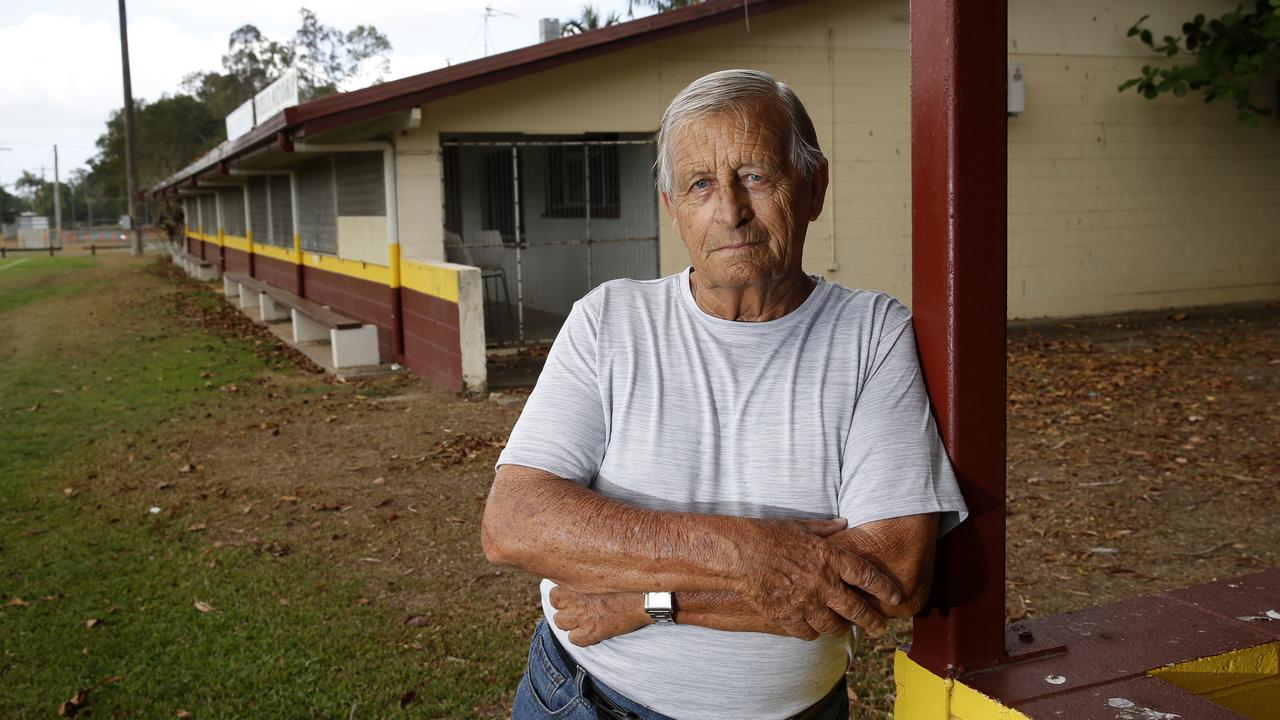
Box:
[82,8,391,225]
[181,7,392,117]
[562,5,622,35]
[1118,0,1280,124]
[85,95,223,221]
[0,184,27,225]
[627,0,704,16]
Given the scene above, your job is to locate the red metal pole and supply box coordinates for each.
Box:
[909,0,1009,676]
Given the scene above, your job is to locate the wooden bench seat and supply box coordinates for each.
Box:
[222,271,379,369]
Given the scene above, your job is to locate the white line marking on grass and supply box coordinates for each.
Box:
[0,258,31,271]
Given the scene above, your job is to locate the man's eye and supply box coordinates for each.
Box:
[744,173,764,183]
[691,179,711,190]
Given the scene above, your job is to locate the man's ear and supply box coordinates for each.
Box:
[660,191,682,241]
[808,160,829,222]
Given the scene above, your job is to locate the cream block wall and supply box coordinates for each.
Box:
[399,0,1278,319]
[396,128,445,262]
[1006,49,1280,317]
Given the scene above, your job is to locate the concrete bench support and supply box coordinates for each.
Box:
[237,284,260,310]
[292,309,329,343]
[222,275,239,298]
[290,309,379,369]
[330,325,380,369]
[192,262,218,282]
[259,293,289,322]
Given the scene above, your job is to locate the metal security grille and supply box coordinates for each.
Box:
[335,152,385,216]
[442,137,660,346]
[248,177,270,242]
[269,175,294,246]
[219,187,246,237]
[296,156,337,253]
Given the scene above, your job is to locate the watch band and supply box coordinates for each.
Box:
[644,591,676,624]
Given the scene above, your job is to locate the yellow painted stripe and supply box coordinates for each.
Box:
[251,242,296,263]
[223,234,250,253]
[400,258,459,303]
[388,243,402,289]
[893,649,1032,719]
[302,252,391,286]
[1151,641,1279,718]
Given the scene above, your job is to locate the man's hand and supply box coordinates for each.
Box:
[549,587,650,646]
[730,518,903,638]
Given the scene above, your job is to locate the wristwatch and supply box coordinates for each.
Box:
[644,592,676,624]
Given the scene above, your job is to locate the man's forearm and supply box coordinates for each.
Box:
[484,464,904,639]
[674,591,796,636]
[482,464,763,595]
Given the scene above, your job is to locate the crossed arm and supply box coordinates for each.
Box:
[481,463,940,646]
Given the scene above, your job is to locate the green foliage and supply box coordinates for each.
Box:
[82,7,391,226]
[85,95,223,221]
[6,172,82,227]
[562,4,623,35]
[627,0,704,15]
[0,184,23,225]
[181,7,392,116]
[1118,0,1280,124]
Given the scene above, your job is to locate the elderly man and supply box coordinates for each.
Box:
[482,69,968,720]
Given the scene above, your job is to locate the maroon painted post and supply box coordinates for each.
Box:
[909,0,1009,676]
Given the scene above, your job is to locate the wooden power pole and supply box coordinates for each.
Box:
[117,0,142,256]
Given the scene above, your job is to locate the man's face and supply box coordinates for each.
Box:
[661,100,827,290]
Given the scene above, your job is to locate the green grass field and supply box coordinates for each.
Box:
[0,257,476,718]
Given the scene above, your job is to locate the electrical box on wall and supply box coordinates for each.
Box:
[1008,63,1026,117]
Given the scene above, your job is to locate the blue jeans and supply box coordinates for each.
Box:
[511,620,849,720]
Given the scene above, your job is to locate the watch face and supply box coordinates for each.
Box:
[645,592,673,612]
[645,592,675,623]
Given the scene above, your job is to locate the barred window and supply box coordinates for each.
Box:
[544,141,620,219]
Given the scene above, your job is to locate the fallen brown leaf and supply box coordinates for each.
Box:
[194,601,214,613]
[57,688,90,717]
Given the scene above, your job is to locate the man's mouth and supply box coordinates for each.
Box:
[711,239,764,252]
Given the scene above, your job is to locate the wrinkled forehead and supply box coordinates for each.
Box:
[668,100,791,179]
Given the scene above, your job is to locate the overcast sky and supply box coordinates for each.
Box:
[0,0,641,189]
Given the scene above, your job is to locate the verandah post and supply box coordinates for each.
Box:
[908,0,1010,676]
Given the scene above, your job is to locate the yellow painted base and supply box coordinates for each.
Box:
[1151,642,1280,720]
[893,650,1031,720]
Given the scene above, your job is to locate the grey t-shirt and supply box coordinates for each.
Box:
[497,268,968,720]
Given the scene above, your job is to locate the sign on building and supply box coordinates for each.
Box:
[225,99,255,140]
[254,68,300,123]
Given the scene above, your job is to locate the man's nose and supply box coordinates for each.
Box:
[713,181,753,229]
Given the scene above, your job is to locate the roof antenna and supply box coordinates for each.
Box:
[742,0,751,32]
[483,4,516,57]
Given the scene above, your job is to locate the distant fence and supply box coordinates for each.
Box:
[0,227,167,255]
[0,244,134,258]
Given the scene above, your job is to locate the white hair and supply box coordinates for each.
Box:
[655,69,825,195]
